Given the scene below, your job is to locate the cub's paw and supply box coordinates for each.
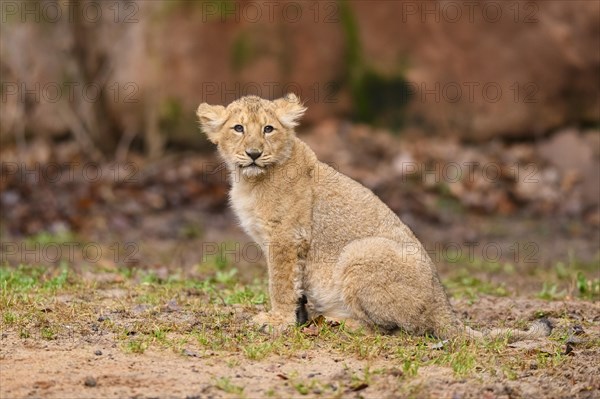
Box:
[251,311,295,334]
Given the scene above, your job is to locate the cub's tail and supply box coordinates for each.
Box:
[458,318,553,343]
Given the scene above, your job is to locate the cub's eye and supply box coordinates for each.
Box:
[233,125,244,133]
[263,125,274,134]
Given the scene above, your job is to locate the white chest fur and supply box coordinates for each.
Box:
[230,181,265,245]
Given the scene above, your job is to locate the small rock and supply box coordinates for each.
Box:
[565,324,587,346]
[162,299,180,313]
[565,335,586,345]
[183,349,199,357]
[529,362,538,370]
[33,380,54,389]
[564,343,574,355]
[131,304,151,315]
[389,368,403,377]
[94,350,102,356]
[430,340,448,350]
[84,377,97,387]
[571,325,585,335]
[351,383,369,392]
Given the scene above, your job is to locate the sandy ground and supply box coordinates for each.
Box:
[1,296,599,399]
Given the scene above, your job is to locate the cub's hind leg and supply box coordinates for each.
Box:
[335,237,458,336]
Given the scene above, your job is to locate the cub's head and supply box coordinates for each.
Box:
[197,94,306,178]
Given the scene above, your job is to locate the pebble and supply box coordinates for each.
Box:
[84,377,97,387]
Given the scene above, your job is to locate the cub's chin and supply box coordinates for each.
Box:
[240,164,267,178]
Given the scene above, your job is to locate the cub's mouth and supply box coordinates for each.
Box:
[239,162,267,176]
[239,162,264,169]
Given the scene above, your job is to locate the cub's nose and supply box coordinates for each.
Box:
[245,149,262,161]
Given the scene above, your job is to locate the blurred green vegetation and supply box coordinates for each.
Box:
[339,1,412,129]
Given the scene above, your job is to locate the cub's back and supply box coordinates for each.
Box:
[309,161,419,259]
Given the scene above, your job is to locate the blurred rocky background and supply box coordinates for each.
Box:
[0,0,598,273]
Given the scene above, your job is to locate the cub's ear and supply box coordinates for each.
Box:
[274,93,307,129]
[196,103,227,144]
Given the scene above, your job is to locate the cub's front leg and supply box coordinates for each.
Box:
[252,239,304,332]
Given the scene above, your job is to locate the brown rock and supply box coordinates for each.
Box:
[539,129,599,208]
[83,376,97,387]
[538,129,594,175]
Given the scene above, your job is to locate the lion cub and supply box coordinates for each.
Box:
[197,94,550,341]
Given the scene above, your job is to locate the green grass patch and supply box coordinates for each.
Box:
[0,263,71,293]
[443,267,508,301]
[215,377,244,395]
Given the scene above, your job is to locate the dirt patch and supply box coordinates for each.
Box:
[1,281,599,399]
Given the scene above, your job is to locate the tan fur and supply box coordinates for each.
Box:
[197,94,551,341]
